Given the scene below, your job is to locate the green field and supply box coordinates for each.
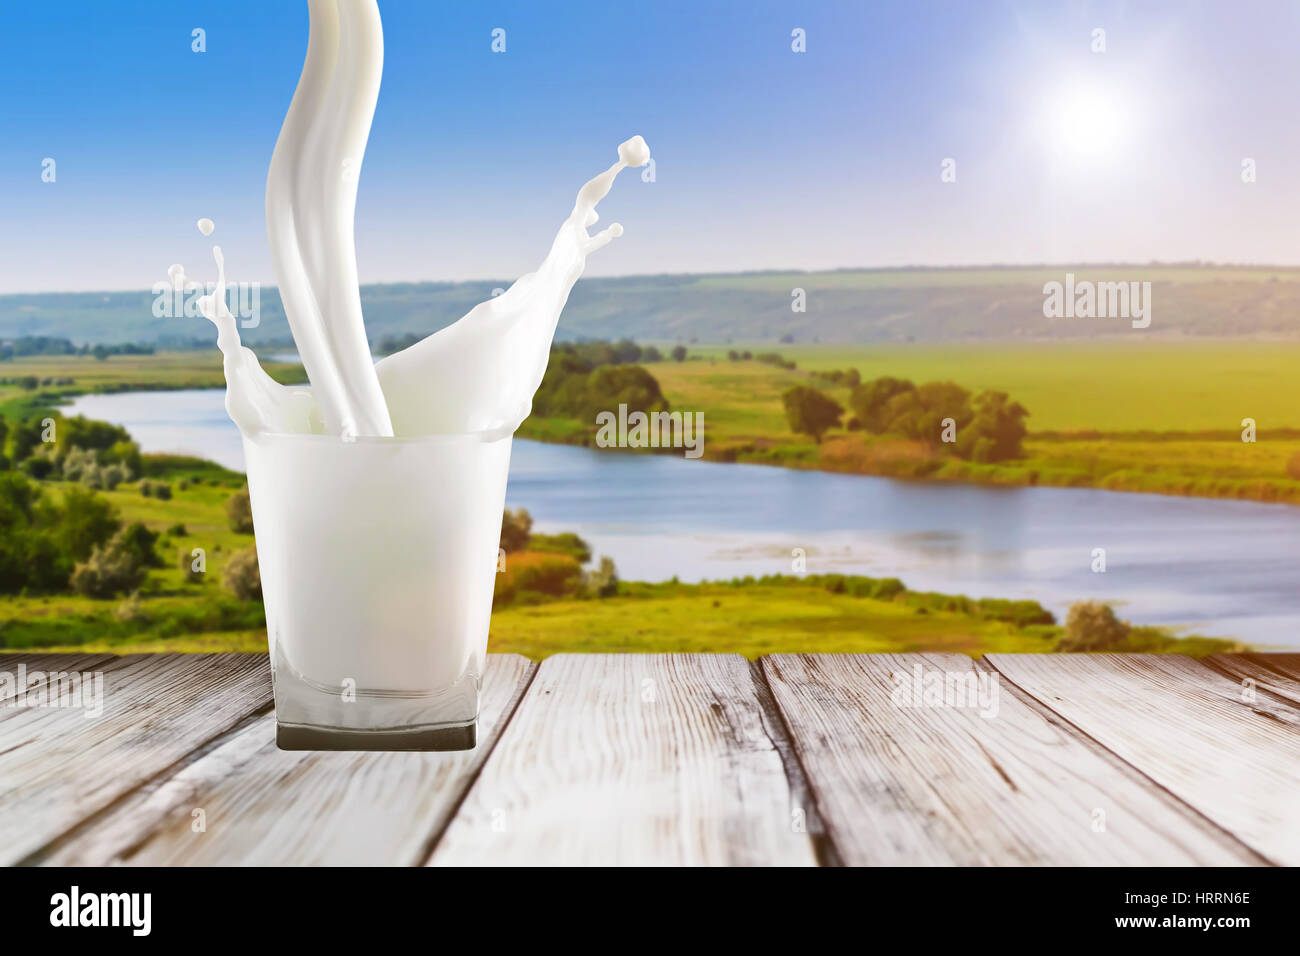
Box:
[596,341,1300,504]
[716,340,1300,432]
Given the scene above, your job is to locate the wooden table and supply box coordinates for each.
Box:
[2,652,1297,866]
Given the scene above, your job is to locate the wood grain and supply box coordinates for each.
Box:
[762,653,1255,865]
[1242,654,1300,683]
[1205,654,1300,708]
[39,654,535,866]
[0,653,271,865]
[986,653,1300,865]
[428,654,817,866]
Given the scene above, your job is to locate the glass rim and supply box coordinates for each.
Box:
[244,426,513,447]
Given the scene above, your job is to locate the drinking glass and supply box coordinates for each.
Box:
[243,428,512,751]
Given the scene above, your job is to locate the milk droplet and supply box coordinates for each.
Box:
[197,218,215,237]
[618,136,650,167]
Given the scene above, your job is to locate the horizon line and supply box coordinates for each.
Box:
[6,260,1300,298]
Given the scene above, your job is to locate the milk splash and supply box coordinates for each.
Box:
[175,0,650,442]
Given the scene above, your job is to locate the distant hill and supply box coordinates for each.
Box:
[3,265,1300,347]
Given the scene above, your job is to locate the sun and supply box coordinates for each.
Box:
[1046,83,1129,166]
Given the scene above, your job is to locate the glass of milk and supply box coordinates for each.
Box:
[244,428,512,750]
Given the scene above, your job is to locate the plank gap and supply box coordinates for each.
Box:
[748,658,840,867]
[976,656,1272,866]
[415,658,540,865]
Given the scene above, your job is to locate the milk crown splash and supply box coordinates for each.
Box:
[180,0,649,442]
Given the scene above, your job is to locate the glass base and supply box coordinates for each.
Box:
[270,642,480,752]
[275,719,477,752]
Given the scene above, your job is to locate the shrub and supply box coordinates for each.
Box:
[70,532,148,598]
[586,555,619,597]
[223,547,262,601]
[57,486,121,562]
[116,521,164,568]
[100,463,127,490]
[178,546,205,583]
[20,457,55,480]
[1057,601,1130,652]
[61,446,98,482]
[113,592,149,624]
[103,440,141,478]
[529,531,591,563]
[226,487,254,533]
[494,551,583,606]
[500,508,532,553]
[871,578,907,601]
[166,523,188,536]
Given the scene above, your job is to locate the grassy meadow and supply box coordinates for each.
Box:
[556,340,1300,504]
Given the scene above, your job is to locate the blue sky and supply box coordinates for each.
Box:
[1,0,1299,292]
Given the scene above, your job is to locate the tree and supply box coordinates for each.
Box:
[586,555,619,597]
[226,487,254,533]
[1057,601,1130,651]
[500,508,533,553]
[958,390,1029,462]
[115,521,163,568]
[56,486,120,562]
[9,416,47,463]
[670,345,687,362]
[582,365,669,424]
[849,377,916,434]
[782,385,843,443]
[223,547,262,601]
[611,339,642,363]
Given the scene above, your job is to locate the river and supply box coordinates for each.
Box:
[61,389,1300,648]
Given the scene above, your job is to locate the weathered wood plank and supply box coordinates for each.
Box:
[39,654,536,866]
[0,654,116,705]
[0,653,270,865]
[1205,654,1300,708]
[1242,653,1300,683]
[763,653,1256,865]
[986,653,1300,866]
[428,654,817,866]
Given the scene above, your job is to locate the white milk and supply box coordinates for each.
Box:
[174,0,650,746]
[266,0,392,439]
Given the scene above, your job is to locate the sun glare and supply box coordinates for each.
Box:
[1046,83,1129,166]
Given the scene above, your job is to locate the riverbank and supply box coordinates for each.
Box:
[8,345,1300,508]
[514,340,1300,507]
